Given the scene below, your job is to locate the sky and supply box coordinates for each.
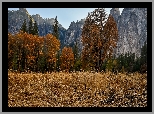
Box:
[8,8,124,29]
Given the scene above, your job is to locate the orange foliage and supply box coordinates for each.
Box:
[45,34,60,64]
[60,47,74,72]
[81,8,118,71]
[8,31,60,71]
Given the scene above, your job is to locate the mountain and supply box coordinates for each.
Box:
[8,8,67,48]
[8,8,34,34]
[110,8,147,58]
[8,8,147,58]
[64,19,85,53]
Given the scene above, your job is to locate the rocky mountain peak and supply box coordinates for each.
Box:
[110,8,147,58]
[19,8,27,12]
[110,8,120,23]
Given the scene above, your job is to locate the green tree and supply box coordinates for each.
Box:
[12,51,18,70]
[101,59,107,71]
[72,41,82,71]
[28,16,33,34]
[106,58,113,72]
[116,54,124,72]
[133,56,141,72]
[20,19,27,33]
[140,41,147,73]
[140,41,147,66]
[33,21,39,35]
[38,54,47,73]
[53,16,59,40]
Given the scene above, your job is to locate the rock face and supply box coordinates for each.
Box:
[110,8,147,57]
[8,8,32,34]
[8,8,147,58]
[110,8,120,23]
[8,8,66,48]
[64,19,85,53]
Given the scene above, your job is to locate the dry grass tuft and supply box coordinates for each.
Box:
[8,71,147,107]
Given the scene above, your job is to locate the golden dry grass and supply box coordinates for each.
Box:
[8,71,147,107]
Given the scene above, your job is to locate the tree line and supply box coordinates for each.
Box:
[8,8,147,74]
[101,44,147,74]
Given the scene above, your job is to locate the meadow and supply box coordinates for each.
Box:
[8,71,147,107]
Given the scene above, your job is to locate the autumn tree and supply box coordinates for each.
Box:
[81,8,118,72]
[8,33,16,70]
[8,31,44,72]
[45,34,60,72]
[60,47,74,72]
[8,31,27,71]
[13,31,25,71]
[27,34,44,72]
[8,31,62,73]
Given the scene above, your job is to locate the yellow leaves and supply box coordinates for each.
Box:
[27,55,36,66]
[44,33,60,65]
[8,71,147,107]
[60,47,74,71]
[103,15,118,41]
[27,55,35,60]
[45,33,60,52]
[8,31,61,70]
[81,9,119,71]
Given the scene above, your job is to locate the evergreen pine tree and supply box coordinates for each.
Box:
[73,40,81,71]
[52,16,60,72]
[33,21,39,35]
[20,19,27,33]
[141,41,147,65]
[139,41,147,73]
[53,16,59,39]
[28,16,33,34]
[73,40,78,62]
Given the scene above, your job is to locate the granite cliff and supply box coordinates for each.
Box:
[110,8,147,57]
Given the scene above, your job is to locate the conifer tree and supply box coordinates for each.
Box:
[141,41,147,66]
[33,21,39,35]
[20,19,27,33]
[53,16,59,40]
[73,40,81,71]
[28,16,33,34]
[140,41,147,73]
